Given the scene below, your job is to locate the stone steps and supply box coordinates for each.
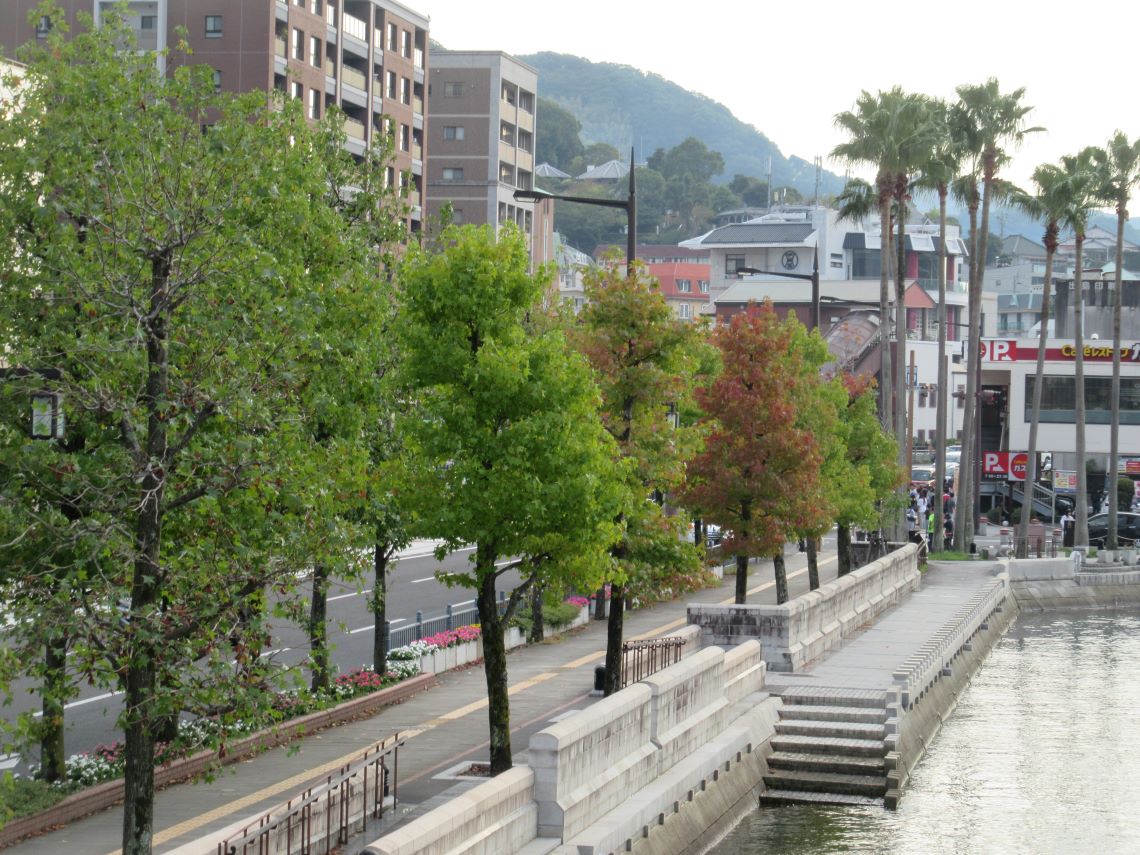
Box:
[775,718,887,740]
[770,733,886,758]
[759,788,883,807]
[767,750,886,777]
[779,703,888,724]
[763,769,887,798]
[773,686,888,708]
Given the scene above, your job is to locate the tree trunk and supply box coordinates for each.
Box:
[40,634,67,783]
[372,543,389,672]
[893,186,909,542]
[474,542,512,774]
[806,537,819,590]
[122,250,172,855]
[933,185,949,554]
[1073,237,1089,546]
[1017,239,1055,557]
[593,583,607,620]
[773,551,789,605]
[877,189,893,433]
[528,580,544,643]
[1109,205,1125,549]
[955,196,981,551]
[734,552,749,603]
[603,583,625,696]
[837,523,853,576]
[309,564,329,694]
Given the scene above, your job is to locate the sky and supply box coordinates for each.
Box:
[420,0,1140,203]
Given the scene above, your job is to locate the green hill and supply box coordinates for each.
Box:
[520,52,846,197]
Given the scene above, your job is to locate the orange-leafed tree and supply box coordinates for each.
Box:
[682,301,830,604]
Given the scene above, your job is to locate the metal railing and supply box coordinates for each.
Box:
[385,593,508,650]
[218,733,403,855]
[1001,528,1061,558]
[619,636,686,689]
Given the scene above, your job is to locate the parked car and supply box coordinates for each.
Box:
[910,466,936,490]
[1087,512,1140,547]
[944,447,962,468]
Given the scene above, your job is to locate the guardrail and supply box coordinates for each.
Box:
[891,578,1007,710]
[619,636,686,688]
[385,593,509,649]
[218,733,403,855]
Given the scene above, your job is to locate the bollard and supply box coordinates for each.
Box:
[445,603,453,631]
[594,666,606,693]
[415,610,423,640]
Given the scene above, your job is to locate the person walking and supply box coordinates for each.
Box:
[1061,508,1075,548]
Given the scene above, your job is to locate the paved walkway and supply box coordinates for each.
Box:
[766,560,999,692]
[10,552,1001,855]
[12,551,834,855]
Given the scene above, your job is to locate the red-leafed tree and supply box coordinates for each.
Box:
[682,301,830,604]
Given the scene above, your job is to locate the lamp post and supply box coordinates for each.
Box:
[513,148,636,277]
[735,248,821,331]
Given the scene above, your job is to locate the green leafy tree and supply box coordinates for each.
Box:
[648,137,726,183]
[395,225,622,772]
[1092,133,1140,549]
[571,262,707,695]
[729,174,772,208]
[535,96,584,168]
[682,302,830,604]
[0,11,389,852]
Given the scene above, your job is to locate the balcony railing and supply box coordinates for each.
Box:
[341,65,366,90]
[325,58,336,78]
[413,95,423,114]
[414,47,424,68]
[342,116,365,140]
[342,12,366,40]
[274,37,286,58]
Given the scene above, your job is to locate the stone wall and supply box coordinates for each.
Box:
[687,544,921,671]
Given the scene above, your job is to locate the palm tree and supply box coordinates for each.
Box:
[1061,148,1102,547]
[951,80,1042,548]
[1092,133,1140,549]
[912,100,962,552]
[1010,163,1077,556]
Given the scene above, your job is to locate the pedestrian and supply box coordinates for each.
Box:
[926,509,936,547]
[1061,508,1075,548]
[906,503,918,543]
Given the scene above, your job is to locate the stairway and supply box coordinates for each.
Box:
[761,687,892,807]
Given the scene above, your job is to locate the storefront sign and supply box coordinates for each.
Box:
[980,340,1140,363]
[1053,470,1077,492]
[982,451,1028,482]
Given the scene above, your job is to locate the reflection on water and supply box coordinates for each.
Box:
[710,610,1140,855]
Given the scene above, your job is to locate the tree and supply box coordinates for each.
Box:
[395,225,622,773]
[1092,133,1140,549]
[913,99,963,552]
[0,13,386,852]
[536,97,584,168]
[648,137,726,183]
[1011,163,1082,555]
[682,303,829,604]
[729,174,772,208]
[952,80,1042,548]
[571,262,706,696]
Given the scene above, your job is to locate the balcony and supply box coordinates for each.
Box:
[414,47,424,69]
[274,36,286,58]
[343,116,365,140]
[341,64,366,90]
[342,12,366,41]
[325,58,336,78]
[413,95,423,114]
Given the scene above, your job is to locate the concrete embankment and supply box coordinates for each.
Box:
[1008,553,1140,609]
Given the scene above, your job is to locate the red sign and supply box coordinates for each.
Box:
[979,340,1140,363]
[982,451,1028,481]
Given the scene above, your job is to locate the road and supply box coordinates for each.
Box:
[0,542,520,775]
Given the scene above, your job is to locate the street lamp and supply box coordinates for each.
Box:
[513,148,637,276]
[735,248,821,331]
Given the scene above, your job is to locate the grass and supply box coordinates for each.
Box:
[1,777,70,820]
[928,550,974,561]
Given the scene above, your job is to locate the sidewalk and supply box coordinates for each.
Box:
[11,550,837,855]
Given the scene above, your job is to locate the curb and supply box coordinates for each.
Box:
[0,673,438,848]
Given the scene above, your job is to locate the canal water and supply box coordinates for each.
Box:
[709,609,1140,855]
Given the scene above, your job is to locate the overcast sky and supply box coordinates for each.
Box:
[422,0,1138,206]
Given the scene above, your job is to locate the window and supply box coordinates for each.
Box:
[677,279,692,293]
[308,88,320,119]
[310,36,321,66]
[851,248,881,279]
[386,71,397,99]
[442,168,464,181]
[957,384,965,409]
[399,124,409,152]
[141,15,157,30]
[292,28,304,61]
[443,125,465,141]
[725,255,746,275]
[387,23,397,51]
[1025,375,1140,425]
[679,303,692,320]
[451,209,465,224]
[401,30,411,58]
[205,15,223,38]
[501,83,516,105]
[401,77,410,105]
[517,129,532,153]
[310,0,323,14]
[519,90,534,114]
[699,280,710,294]
[385,166,395,188]
[500,122,515,144]
[36,15,51,38]
[499,163,515,185]
[291,81,303,101]
[443,81,463,97]
[212,69,222,92]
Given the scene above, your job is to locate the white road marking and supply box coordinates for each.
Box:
[410,576,437,584]
[348,625,374,635]
[0,753,21,770]
[33,690,122,718]
[327,591,360,602]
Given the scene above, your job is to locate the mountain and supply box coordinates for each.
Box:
[520,52,846,198]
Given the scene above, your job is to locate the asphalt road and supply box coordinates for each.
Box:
[0,542,520,775]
